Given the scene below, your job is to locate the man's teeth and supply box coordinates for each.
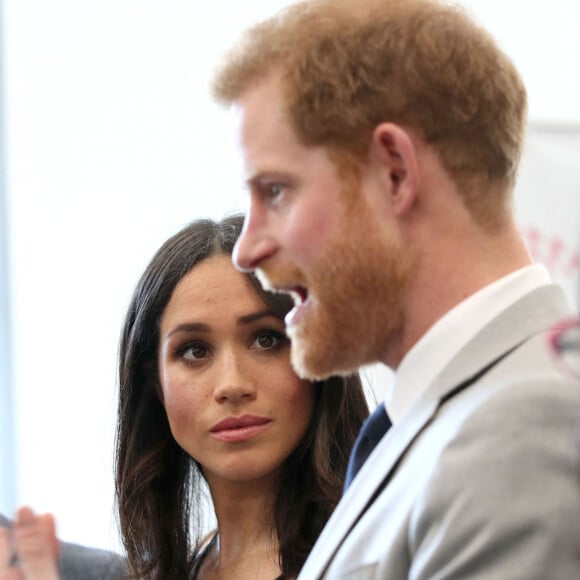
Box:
[289,286,308,305]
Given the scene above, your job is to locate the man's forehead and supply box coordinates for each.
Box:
[234,74,287,136]
[232,76,304,173]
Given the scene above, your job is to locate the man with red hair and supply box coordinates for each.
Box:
[213,0,580,577]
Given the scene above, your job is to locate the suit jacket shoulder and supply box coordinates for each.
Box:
[406,331,580,579]
[59,540,129,580]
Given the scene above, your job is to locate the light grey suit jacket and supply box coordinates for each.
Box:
[0,514,128,580]
[299,285,580,579]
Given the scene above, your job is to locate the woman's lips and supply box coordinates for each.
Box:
[210,415,271,443]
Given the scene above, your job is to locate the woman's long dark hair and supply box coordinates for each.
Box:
[115,214,369,579]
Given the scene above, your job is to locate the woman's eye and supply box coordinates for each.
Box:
[182,343,209,360]
[253,330,285,351]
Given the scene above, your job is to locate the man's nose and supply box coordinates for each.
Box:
[233,211,278,273]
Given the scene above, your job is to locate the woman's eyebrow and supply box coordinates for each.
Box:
[165,310,279,339]
[167,322,210,338]
[238,309,277,325]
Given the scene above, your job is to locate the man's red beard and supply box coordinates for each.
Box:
[257,199,411,380]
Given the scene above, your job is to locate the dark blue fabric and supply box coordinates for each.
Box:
[343,402,392,492]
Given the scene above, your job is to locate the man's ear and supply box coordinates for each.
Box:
[369,123,419,216]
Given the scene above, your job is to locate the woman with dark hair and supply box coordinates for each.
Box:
[1,214,368,579]
[115,214,369,579]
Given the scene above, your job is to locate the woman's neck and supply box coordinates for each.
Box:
[200,478,282,579]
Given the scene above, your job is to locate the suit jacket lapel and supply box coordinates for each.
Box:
[300,389,440,578]
[300,284,573,579]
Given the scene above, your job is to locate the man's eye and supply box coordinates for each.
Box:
[268,184,284,197]
[260,183,286,206]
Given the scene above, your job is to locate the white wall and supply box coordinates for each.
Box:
[516,126,580,306]
[0,4,16,523]
[1,0,579,552]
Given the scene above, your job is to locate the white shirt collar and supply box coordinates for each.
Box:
[385,264,552,423]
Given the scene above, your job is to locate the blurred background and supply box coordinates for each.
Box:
[1,0,579,552]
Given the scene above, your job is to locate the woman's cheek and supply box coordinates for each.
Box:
[161,372,204,421]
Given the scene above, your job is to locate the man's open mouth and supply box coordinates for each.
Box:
[285,285,310,327]
[289,285,308,306]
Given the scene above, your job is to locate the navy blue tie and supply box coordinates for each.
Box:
[344,402,392,491]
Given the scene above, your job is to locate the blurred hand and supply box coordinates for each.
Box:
[0,507,60,580]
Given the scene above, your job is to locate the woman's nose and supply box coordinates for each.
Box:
[212,354,258,403]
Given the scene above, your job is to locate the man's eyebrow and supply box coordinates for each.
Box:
[246,173,262,187]
[246,171,292,188]
[238,309,278,325]
[246,174,269,190]
[167,322,210,338]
